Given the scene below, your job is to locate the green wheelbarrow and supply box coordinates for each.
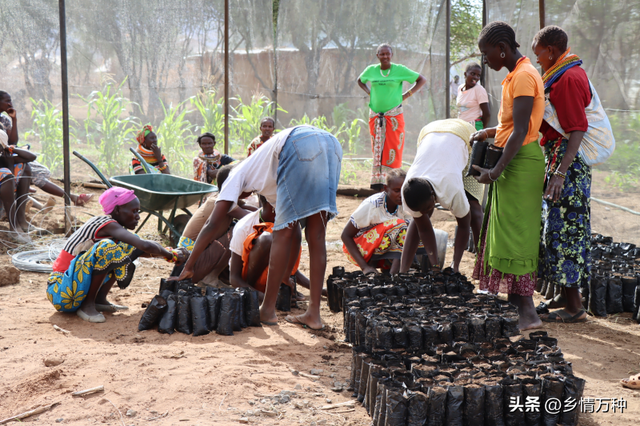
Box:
[73,149,217,244]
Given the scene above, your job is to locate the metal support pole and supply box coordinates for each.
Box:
[224,0,229,154]
[481,0,487,87]
[539,0,546,29]
[445,0,451,118]
[58,0,71,233]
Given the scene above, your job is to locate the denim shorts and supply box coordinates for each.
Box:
[274,126,343,230]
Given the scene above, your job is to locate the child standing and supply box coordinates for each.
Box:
[341,169,413,275]
[246,117,275,157]
[192,133,235,184]
[172,125,342,330]
[132,125,170,174]
[400,119,475,274]
[47,187,185,322]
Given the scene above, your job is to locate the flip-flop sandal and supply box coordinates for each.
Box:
[541,309,587,323]
[96,303,129,312]
[75,193,94,207]
[536,302,550,315]
[620,374,640,389]
[285,314,324,331]
[77,309,106,323]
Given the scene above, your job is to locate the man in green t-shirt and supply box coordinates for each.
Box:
[357,44,426,190]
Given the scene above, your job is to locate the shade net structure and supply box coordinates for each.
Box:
[485,0,640,245]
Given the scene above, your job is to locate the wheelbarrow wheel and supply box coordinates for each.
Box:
[170,214,191,247]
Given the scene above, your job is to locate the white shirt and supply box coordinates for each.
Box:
[402,132,470,218]
[229,210,261,259]
[350,192,412,230]
[217,126,303,211]
[457,83,489,123]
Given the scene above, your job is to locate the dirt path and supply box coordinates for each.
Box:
[0,177,639,425]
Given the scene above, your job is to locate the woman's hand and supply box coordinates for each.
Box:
[470,129,488,144]
[544,174,564,203]
[168,265,194,281]
[362,265,377,275]
[6,108,16,119]
[175,248,189,266]
[472,165,499,184]
[150,143,162,159]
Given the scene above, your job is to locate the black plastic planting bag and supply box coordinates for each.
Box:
[541,375,564,426]
[407,390,429,426]
[502,315,519,337]
[235,290,248,329]
[468,317,486,342]
[276,283,292,311]
[522,378,541,426]
[230,292,244,331]
[439,322,454,345]
[158,293,178,334]
[559,376,585,426]
[158,278,176,294]
[484,383,504,426]
[466,141,488,177]
[385,386,408,426]
[463,384,485,426]
[176,295,192,334]
[190,296,210,336]
[445,385,463,426]
[452,321,469,342]
[206,293,221,330]
[352,351,364,398]
[357,357,370,403]
[406,323,423,352]
[376,321,394,350]
[621,276,637,312]
[502,382,525,426]
[588,275,608,317]
[634,285,640,321]
[428,386,446,426]
[374,382,387,426]
[244,290,261,326]
[485,317,502,341]
[138,295,167,331]
[393,325,408,349]
[606,277,624,314]
[216,292,235,336]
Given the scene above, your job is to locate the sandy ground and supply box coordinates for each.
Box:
[0,171,639,425]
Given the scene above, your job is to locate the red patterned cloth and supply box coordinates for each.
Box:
[473,232,537,297]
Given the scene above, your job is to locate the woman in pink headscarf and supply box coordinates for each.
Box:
[46,187,186,323]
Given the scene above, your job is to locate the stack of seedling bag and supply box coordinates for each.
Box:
[327,268,586,426]
[551,234,640,320]
[138,279,261,336]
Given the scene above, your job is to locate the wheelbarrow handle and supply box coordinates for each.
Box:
[129,147,155,174]
[72,151,113,188]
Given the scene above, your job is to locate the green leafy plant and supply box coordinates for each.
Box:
[601,111,640,191]
[24,99,77,174]
[230,94,286,155]
[190,87,225,137]
[79,78,140,176]
[156,99,196,175]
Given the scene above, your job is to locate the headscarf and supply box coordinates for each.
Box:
[99,187,138,215]
[137,124,153,145]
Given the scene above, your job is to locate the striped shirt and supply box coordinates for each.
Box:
[62,215,116,256]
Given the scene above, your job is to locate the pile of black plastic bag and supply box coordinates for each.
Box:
[138,279,261,336]
[326,268,585,426]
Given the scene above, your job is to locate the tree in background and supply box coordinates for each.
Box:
[450,0,483,67]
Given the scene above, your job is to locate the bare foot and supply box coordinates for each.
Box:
[290,312,323,330]
[520,319,544,331]
[259,307,278,325]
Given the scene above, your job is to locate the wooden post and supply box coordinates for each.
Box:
[58,0,71,233]
[445,0,451,118]
[539,0,546,29]
[224,0,229,154]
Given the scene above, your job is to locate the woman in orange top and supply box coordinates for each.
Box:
[469,21,546,331]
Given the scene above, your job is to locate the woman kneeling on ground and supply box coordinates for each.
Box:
[46,187,186,323]
[229,195,309,302]
[342,169,414,276]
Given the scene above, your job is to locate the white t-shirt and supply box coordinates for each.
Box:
[402,132,470,219]
[229,210,262,259]
[350,192,412,230]
[217,126,303,211]
[457,83,489,123]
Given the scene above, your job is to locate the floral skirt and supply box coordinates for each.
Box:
[343,218,409,268]
[538,138,591,289]
[369,105,404,186]
[46,240,137,312]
